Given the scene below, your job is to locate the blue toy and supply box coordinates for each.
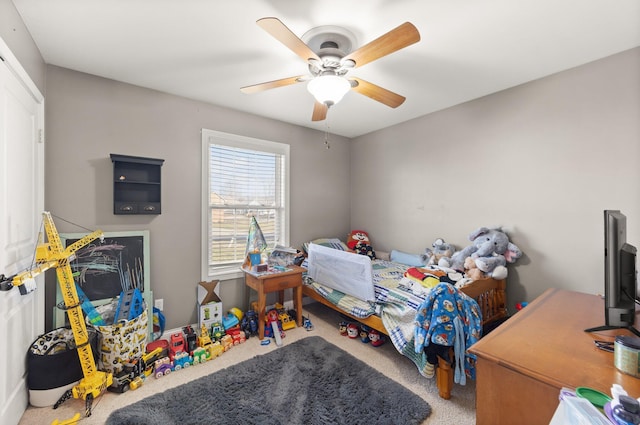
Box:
[222,312,239,330]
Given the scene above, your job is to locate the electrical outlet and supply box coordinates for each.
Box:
[283,300,294,311]
[154,298,164,311]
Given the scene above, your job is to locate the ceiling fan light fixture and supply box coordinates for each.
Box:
[307,75,351,106]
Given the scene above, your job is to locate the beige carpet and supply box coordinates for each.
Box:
[19,303,476,425]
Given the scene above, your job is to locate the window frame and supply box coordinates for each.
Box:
[201,129,290,281]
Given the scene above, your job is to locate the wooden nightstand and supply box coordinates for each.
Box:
[243,265,304,340]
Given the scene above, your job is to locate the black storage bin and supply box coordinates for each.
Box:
[27,326,99,407]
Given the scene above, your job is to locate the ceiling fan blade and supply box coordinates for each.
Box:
[240,75,307,94]
[257,17,321,63]
[342,22,420,69]
[350,77,406,108]
[311,101,328,121]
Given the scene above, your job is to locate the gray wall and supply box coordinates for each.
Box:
[0,0,45,92]
[4,0,639,328]
[350,47,640,312]
[44,66,351,330]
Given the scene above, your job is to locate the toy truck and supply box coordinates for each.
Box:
[241,310,259,337]
[220,334,233,351]
[108,347,163,393]
[226,327,246,345]
[172,351,192,370]
[208,341,224,358]
[191,346,210,364]
[183,325,198,354]
[169,331,186,361]
[210,321,225,341]
[154,357,173,378]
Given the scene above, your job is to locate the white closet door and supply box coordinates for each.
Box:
[0,44,45,425]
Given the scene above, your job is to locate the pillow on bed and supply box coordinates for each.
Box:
[302,238,349,254]
[390,249,427,267]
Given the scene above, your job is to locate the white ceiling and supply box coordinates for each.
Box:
[12,0,640,138]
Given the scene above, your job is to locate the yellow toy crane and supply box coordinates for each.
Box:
[6,212,112,417]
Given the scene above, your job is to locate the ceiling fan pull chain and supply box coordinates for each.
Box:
[324,119,331,149]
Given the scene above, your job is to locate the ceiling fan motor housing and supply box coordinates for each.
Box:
[302,26,357,76]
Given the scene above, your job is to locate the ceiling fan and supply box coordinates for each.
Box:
[240,17,420,121]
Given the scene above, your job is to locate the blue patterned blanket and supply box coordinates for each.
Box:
[303,258,482,380]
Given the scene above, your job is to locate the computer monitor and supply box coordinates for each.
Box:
[585,210,638,335]
[603,210,638,327]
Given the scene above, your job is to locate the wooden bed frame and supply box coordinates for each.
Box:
[302,277,507,400]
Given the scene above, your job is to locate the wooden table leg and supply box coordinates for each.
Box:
[294,285,302,326]
[257,288,266,340]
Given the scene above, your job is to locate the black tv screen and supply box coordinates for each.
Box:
[604,210,638,328]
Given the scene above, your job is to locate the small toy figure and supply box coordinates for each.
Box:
[169,332,185,361]
[222,311,239,330]
[339,321,349,335]
[183,325,197,353]
[226,327,246,345]
[359,325,371,343]
[303,316,314,331]
[220,334,233,351]
[347,323,359,338]
[265,308,285,340]
[210,321,225,341]
[368,329,385,347]
[241,310,259,337]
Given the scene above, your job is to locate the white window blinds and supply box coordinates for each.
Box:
[202,130,289,278]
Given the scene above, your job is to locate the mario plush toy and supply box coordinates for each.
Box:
[347,230,376,260]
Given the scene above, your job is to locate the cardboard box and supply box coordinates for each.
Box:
[197,280,223,330]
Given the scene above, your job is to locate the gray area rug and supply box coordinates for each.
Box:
[105,336,431,425]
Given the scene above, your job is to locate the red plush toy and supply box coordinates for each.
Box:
[346,230,376,259]
[347,230,371,250]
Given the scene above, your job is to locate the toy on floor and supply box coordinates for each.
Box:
[241,310,259,337]
[303,316,314,331]
[51,413,81,425]
[359,325,371,343]
[222,311,239,330]
[169,332,186,361]
[264,309,285,340]
[226,327,247,345]
[339,321,349,335]
[368,329,385,347]
[183,325,197,354]
[274,304,296,330]
[220,334,234,351]
[108,347,163,393]
[198,323,222,359]
[210,321,225,341]
[346,323,359,338]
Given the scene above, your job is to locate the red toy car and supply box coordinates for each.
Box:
[169,332,185,360]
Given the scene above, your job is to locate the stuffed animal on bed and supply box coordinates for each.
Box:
[424,238,455,266]
[346,230,376,260]
[438,227,522,280]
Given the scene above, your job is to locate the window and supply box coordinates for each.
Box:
[201,129,290,279]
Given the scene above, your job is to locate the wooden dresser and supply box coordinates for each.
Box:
[469,288,640,425]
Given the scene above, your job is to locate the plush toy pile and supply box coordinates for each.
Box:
[438,227,522,280]
[424,238,455,266]
[346,230,376,260]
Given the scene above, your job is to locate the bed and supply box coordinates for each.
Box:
[301,241,507,400]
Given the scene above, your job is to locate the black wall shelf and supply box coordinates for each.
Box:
[110,154,165,215]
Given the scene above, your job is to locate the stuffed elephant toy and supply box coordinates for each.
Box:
[439,227,522,279]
